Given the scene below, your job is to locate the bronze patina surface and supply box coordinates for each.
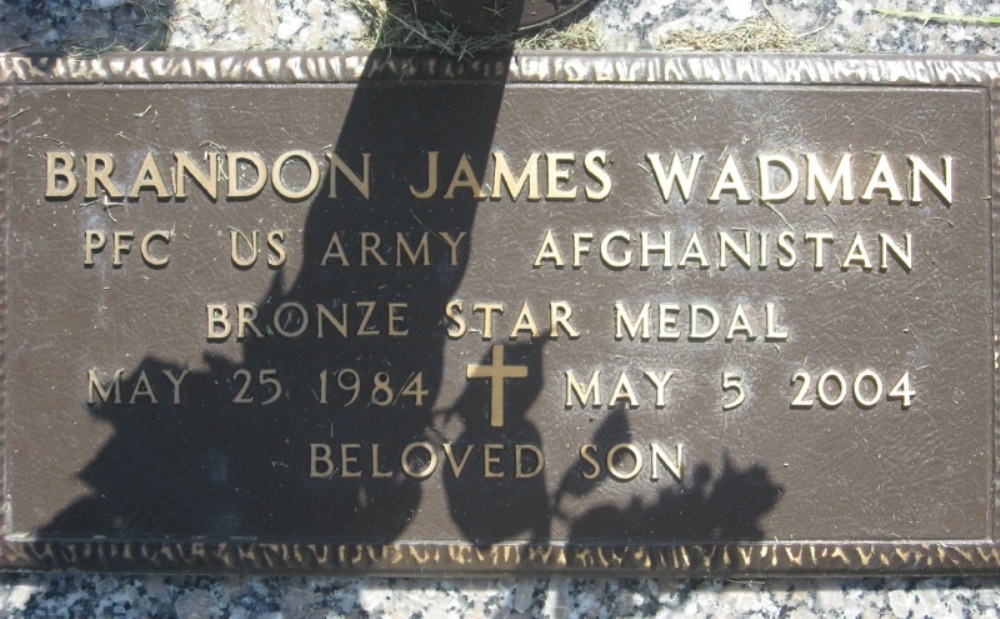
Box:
[0,52,998,575]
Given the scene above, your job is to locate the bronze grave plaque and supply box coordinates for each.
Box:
[0,52,998,575]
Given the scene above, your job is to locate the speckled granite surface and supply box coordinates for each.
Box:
[3,0,1000,54]
[1,574,1000,617]
[2,0,1000,616]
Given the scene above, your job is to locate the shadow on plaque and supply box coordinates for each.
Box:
[39,3,783,552]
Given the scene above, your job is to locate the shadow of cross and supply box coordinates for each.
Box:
[41,42,522,541]
[466,344,529,427]
[31,0,786,558]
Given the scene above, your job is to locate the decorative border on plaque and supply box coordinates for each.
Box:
[3,53,1000,86]
[0,541,998,575]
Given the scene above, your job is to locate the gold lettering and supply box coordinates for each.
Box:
[805,153,853,203]
[112,231,133,267]
[396,233,430,266]
[600,231,632,269]
[545,152,577,200]
[708,155,750,202]
[237,303,263,339]
[615,302,650,340]
[162,369,190,405]
[321,232,349,266]
[584,150,612,201]
[410,151,439,199]
[310,444,335,478]
[484,444,504,478]
[515,444,544,478]
[643,370,674,408]
[689,305,719,340]
[440,232,467,266]
[274,302,308,337]
[678,232,708,268]
[371,444,392,478]
[401,442,437,478]
[88,368,124,404]
[327,153,370,199]
[206,304,232,340]
[341,444,362,477]
[646,152,702,202]
[446,300,467,338]
[533,230,565,267]
[650,443,684,482]
[550,301,579,339]
[140,230,170,267]
[227,152,266,199]
[719,231,751,269]
[658,304,680,340]
[909,155,952,205]
[360,232,388,266]
[442,443,473,476]
[174,152,218,199]
[387,302,408,337]
[473,303,504,339]
[841,233,873,270]
[573,233,593,268]
[85,153,123,199]
[725,304,755,341]
[84,230,106,266]
[266,230,286,267]
[46,152,78,197]
[271,150,320,200]
[765,302,789,339]
[861,154,903,202]
[579,444,600,479]
[230,230,259,268]
[608,372,638,408]
[758,154,799,201]
[444,154,486,199]
[640,232,671,268]
[566,370,601,407]
[317,303,348,338]
[356,301,379,336]
[804,232,834,269]
[880,233,912,271]
[607,443,643,481]
[510,303,540,339]
[492,152,540,200]
[777,231,797,268]
[129,370,158,404]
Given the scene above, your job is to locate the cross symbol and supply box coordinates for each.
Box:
[466,344,529,428]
